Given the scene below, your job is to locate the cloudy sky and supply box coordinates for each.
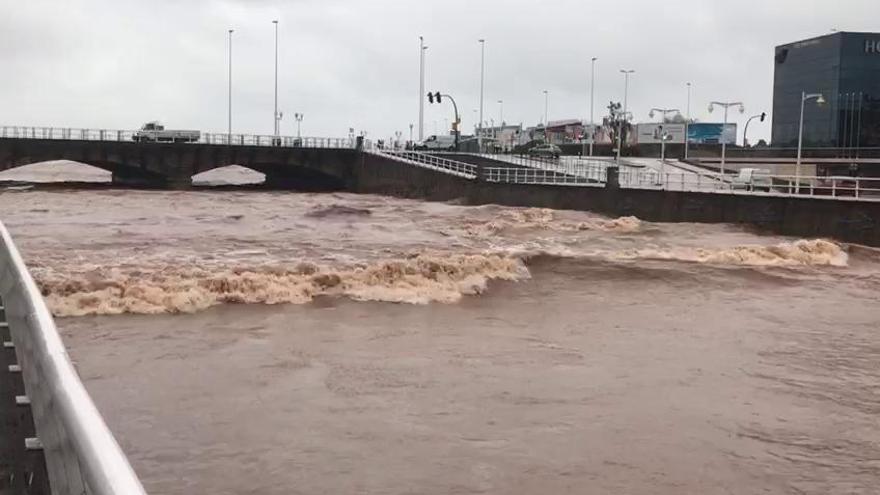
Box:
[0,0,875,144]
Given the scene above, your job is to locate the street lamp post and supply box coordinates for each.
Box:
[273,20,281,138]
[498,100,503,126]
[543,90,549,141]
[419,37,427,141]
[685,82,692,160]
[588,57,597,157]
[479,39,486,152]
[708,101,745,176]
[294,113,303,138]
[228,29,234,142]
[796,92,826,193]
[617,69,635,164]
[648,108,680,179]
[409,123,414,143]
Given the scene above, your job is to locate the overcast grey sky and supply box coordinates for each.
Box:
[0,0,875,143]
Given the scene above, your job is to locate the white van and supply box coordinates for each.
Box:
[414,134,456,151]
[731,168,773,191]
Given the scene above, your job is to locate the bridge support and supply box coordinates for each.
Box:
[111,169,191,189]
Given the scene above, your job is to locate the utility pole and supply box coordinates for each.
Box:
[708,101,745,176]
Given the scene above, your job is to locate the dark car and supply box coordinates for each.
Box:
[528,144,562,159]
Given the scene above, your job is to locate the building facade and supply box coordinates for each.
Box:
[772,32,880,148]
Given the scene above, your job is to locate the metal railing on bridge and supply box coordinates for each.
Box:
[0,126,354,149]
[619,169,880,200]
[0,222,147,495]
[369,150,478,179]
[484,166,606,186]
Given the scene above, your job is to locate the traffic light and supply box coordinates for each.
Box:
[435,92,442,103]
[760,112,767,122]
[427,92,434,104]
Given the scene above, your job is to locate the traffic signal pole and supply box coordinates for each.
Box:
[427,91,462,151]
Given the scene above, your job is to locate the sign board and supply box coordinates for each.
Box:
[688,123,737,145]
[635,123,686,144]
[867,39,880,54]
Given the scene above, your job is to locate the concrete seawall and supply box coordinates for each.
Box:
[356,153,880,247]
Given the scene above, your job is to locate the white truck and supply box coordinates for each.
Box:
[413,134,457,151]
[133,121,200,143]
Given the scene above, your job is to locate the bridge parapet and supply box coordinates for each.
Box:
[0,222,147,495]
[1,126,354,150]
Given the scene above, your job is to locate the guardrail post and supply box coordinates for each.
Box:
[605,166,620,189]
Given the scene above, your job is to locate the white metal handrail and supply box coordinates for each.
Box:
[484,167,606,186]
[0,125,354,149]
[618,169,880,200]
[0,222,147,495]
[372,150,478,179]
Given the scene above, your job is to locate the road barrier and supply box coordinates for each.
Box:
[0,126,354,150]
[0,222,147,495]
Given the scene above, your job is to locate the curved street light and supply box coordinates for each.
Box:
[796,92,826,193]
[708,101,745,176]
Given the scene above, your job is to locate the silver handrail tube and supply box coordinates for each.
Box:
[0,222,147,495]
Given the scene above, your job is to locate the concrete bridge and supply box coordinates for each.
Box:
[0,127,360,189]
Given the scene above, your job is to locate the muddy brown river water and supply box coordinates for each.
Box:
[1,163,879,494]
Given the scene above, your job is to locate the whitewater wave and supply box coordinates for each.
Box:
[613,239,848,267]
[35,238,847,317]
[38,253,530,317]
[460,208,642,237]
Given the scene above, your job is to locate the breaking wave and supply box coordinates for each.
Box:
[613,239,848,267]
[460,208,642,236]
[37,253,529,317]
[34,238,848,317]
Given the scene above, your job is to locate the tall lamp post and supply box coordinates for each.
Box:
[228,28,234,142]
[272,20,281,138]
[543,90,550,143]
[478,39,486,152]
[418,37,427,141]
[796,92,826,193]
[498,100,504,126]
[649,107,680,170]
[685,82,692,160]
[294,113,303,138]
[588,57,597,157]
[617,69,635,164]
[708,101,744,176]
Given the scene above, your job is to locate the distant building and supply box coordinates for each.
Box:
[772,32,880,148]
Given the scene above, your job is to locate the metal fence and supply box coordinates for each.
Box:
[371,150,478,179]
[0,222,147,495]
[0,126,354,149]
[619,169,880,200]
[485,167,606,186]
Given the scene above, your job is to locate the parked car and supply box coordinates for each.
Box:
[413,134,456,151]
[731,168,773,191]
[528,144,562,159]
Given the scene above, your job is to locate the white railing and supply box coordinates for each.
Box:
[371,150,478,179]
[0,222,147,495]
[0,126,354,149]
[619,169,880,200]
[485,167,606,186]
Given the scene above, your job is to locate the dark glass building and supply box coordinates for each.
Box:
[772,32,880,149]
